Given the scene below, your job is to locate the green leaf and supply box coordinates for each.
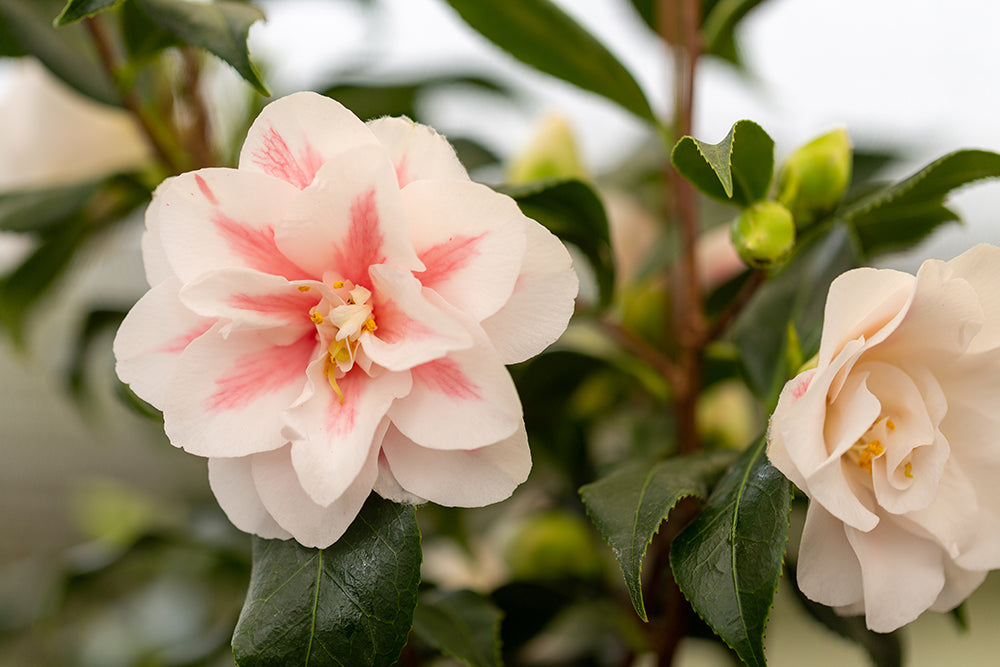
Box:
[502,178,616,308]
[670,436,792,667]
[66,307,127,402]
[671,120,774,207]
[838,149,1000,256]
[321,74,508,122]
[53,0,123,25]
[412,590,503,667]
[732,223,861,406]
[701,0,766,68]
[232,494,421,667]
[579,450,735,621]
[135,0,269,96]
[121,0,179,60]
[0,182,100,233]
[444,0,655,122]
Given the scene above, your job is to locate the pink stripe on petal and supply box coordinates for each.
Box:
[415,233,486,288]
[372,297,434,344]
[212,213,311,280]
[194,174,219,206]
[160,321,213,354]
[412,358,482,401]
[331,189,385,287]
[324,371,360,436]
[206,334,315,412]
[251,127,323,190]
[227,290,317,320]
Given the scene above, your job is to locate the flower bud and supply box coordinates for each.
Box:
[776,128,852,227]
[507,113,587,184]
[730,200,796,268]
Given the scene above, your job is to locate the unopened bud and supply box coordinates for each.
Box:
[777,128,852,227]
[507,113,587,184]
[731,201,796,268]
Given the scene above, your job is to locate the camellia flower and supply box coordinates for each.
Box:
[767,244,1000,632]
[114,92,578,547]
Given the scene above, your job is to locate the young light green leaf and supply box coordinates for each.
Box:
[839,149,1000,256]
[671,120,774,207]
[412,590,504,667]
[135,0,269,96]
[502,178,616,309]
[444,0,655,122]
[53,0,123,25]
[579,450,735,621]
[232,495,421,667]
[669,436,792,667]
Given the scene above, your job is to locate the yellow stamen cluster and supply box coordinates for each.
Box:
[856,439,884,474]
[904,462,913,478]
[310,311,324,325]
[310,279,377,404]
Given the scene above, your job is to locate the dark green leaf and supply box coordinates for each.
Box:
[321,75,508,122]
[412,590,503,667]
[232,494,420,667]
[732,224,861,406]
[444,0,655,122]
[949,602,969,632]
[135,0,268,96]
[53,0,122,25]
[701,0,766,68]
[628,0,654,31]
[671,120,774,207]
[0,182,100,233]
[670,436,792,667]
[502,178,616,308]
[121,0,179,60]
[839,149,1000,256]
[0,0,120,104]
[66,307,127,400]
[580,450,735,621]
[450,137,501,172]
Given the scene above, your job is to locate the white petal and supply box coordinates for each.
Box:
[404,180,526,321]
[113,277,213,409]
[373,450,426,505]
[797,503,864,608]
[239,91,378,189]
[945,244,1000,353]
[930,560,986,613]
[141,193,173,286]
[208,456,292,541]
[381,424,531,507]
[481,220,578,364]
[366,115,469,186]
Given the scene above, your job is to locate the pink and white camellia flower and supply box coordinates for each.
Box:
[114,92,578,548]
[767,244,1000,632]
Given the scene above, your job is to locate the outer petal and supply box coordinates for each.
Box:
[945,244,1000,353]
[113,277,213,409]
[274,145,422,285]
[373,450,426,505]
[481,220,578,364]
[381,424,531,507]
[156,168,308,282]
[239,91,378,189]
[797,503,864,608]
[141,192,173,286]
[163,326,316,457]
[208,456,292,541]
[405,180,526,321]
[252,443,380,548]
[286,362,412,506]
[930,560,986,613]
[366,115,469,186]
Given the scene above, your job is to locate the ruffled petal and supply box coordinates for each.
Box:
[930,560,986,613]
[113,277,213,409]
[481,219,578,364]
[373,450,426,505]
[208,455,292,541]
[239,91,378,189]
[944,244,1000,353]
[366,115,469,187]
[404,180,526,321]
[381,424,531,507]
[797,503,864,608]
[163,327,316,457]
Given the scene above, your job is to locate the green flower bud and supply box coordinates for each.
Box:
[731,200,796,268]
[505,511,604,581]
[507,113,587,184]
[777,128,852,227]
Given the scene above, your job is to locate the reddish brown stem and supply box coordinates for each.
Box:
[181,48,215,168]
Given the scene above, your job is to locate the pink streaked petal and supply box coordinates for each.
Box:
[381,423,531,507]
[481,219,578,364]
[179,268,319,341]
[389,304,521,450]
[361,264,472,371]
[252,443,379,548]
[240,92,379,188]
[208,456,292,541]
[156,168,310,282]
[286,364,411,506]
[274,145,421,285]
[366,116,469,187]
[113,277,213,410]
[404,180,526,320]
[163,327,316,457]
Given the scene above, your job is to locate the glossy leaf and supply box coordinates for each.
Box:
[579,450,735,621]
[135,0,269,96]
[412,590,503,667]
[232,494,421,667]
[502,178,616,308]
[121,0,178,60]
[838,149,1000,256]
[53,0,122,25]
[444,0,655,122]
[671,120,774,207]
[670,436,791,667]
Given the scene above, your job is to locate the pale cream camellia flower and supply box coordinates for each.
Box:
[768,244,1000,632]
[114,92,578,548]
